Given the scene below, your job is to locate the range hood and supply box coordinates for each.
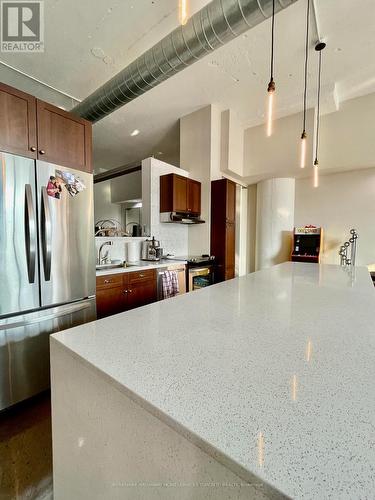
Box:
[160,212,205,225]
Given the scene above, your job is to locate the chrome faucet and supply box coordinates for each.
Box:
[98,241,113,265]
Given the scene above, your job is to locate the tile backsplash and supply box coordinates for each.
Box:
[142,158,189,257]
[95,237,146,263]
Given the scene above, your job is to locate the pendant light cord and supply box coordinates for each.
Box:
[302,0,310,132]
[270,0,275,81]
[315,49,322,162]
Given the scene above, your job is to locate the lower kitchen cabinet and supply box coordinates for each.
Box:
[96,270,157,319]
[96,287,125,318]
[127,282,156,309]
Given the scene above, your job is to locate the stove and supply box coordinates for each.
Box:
[166,255,215,265]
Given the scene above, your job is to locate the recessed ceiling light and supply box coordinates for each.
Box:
[130,129,140,137]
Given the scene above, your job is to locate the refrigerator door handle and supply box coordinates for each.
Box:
[24,184,37,283]
[41,186,52,281]
[0,302,92,331]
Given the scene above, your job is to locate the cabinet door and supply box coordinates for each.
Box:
[226,180,236,223]
[96,287,126,319]
[173,175,188,212]
[36,100,92,173]
[127,281,156,310]
[0,82,37,158]
[187,179,201,214]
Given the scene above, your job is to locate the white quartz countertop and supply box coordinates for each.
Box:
[96,259,186,276]
[52,263,375,499]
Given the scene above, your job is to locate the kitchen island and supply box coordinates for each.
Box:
[50,263,375,499]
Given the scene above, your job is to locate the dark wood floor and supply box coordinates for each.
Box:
[0,392,53,499]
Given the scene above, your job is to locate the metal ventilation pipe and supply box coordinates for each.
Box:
[73,0,297,122]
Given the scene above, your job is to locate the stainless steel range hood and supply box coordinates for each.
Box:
[160,212,205,225]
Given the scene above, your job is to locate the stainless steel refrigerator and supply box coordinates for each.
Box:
[0,151,96,411]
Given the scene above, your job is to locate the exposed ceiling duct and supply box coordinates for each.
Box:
[73,0,298,123]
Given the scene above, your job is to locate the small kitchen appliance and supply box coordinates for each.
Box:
[141,237,161,261]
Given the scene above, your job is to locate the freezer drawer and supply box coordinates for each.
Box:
[0,298,96,411]
[36,160,96,307]
[0,152,40,317]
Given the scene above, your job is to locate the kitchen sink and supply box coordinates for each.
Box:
[96,261,139,271]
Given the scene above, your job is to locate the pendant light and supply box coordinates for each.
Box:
[179,0,188,25]
[266,0,276,137]
[313,41,326,188]
[300,0,310,168]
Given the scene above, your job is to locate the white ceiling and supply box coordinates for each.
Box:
[0,0,374,172]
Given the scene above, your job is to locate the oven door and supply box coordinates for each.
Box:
[188,266,214,291]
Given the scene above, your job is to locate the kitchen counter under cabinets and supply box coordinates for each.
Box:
[96,259,186,277]
[51,263,375,499]
[96,260,187,318]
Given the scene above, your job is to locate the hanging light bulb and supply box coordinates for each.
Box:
[266,0,276,137]
[267,80,275,137]
[300,131,307,168]
[313,41,326,188]
[179,0,188,25]
[313,158,319,188]
[300,0,310,168]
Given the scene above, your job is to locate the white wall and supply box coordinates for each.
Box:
[243,110,315,182]
[319,93,375,173]
[221,109,244,177]
[95,237,146,263]
[142,157,189,256]
[243,93,375,182]
[256,178,295,270]
[295,168,375,266]
[111,170,142,203]
[94,181,122,224]
[180,104,246,261]
[180,106,213,255]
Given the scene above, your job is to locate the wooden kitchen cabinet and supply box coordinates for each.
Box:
[0,82,92,173]
[96,270,157,319]
[36,100,92,172]
[0,82,37,159]
[210,179,236,283]
[96,274,125,318]
[96,287,125,318]
[187,179,201,215]
[160,173,201,215]
[127,281,157,309]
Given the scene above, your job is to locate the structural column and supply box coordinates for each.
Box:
[256,178,295,270]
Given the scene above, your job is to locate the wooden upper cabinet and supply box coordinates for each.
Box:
[0,82,37,159]
[0,83,93,173]
[160,173,201,215]
[37,100,92,172]
[187,179,201,214]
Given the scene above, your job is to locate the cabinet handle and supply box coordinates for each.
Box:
[123,289,128,294]
[30,146,36,152]
[128,289,133,294]
[104,279,113,284]
[39,150,46,155]
[139,274,145,278]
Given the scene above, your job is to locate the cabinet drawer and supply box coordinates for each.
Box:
[128,269,155,285]
[96,274,124,289]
